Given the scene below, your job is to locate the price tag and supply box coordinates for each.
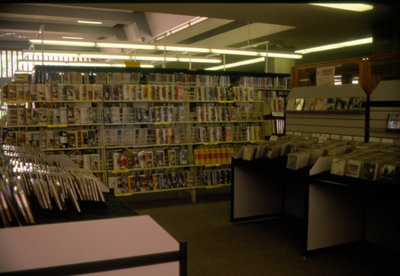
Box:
[48,125,67,128]
[330,134,340,140]
[294,132,302,136]
[342,136,353,141]
[312,133,320,138]
[269,135,279,141]
[382,138,394,144]
[112,169,130,174]
[286,131,294,135]
[369,137,381,143]
[205,164,221,167]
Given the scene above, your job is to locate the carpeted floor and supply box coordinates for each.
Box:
[125,196,400,276]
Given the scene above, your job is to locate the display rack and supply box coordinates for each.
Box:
[1,66,290,199]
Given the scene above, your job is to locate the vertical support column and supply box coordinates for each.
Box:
[40,25,44,65]
[191,189,196,203]
[264,43,269,73]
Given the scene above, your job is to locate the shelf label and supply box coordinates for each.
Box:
[154,122,171,125]
[354,136,364,142]
[330,134,340,140]
[111,169,130,174]
[203,142,219,145]
[294,132,302,136]
[269,135,278,141]
[124,60,140,68]
[205,164,222,167]
[342,136,353,141]
[369,137,381,143]
[115,192,133,197]
[219,100,234,104]
[205,185,222,189]
[312,133,320,138]
[271,112,285,117]
[382,138,394,144]
[286,131,294,135]
[48,125,67,128]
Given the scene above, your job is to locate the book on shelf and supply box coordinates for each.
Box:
[180,149,188,165]
[330,157,348,176]
[345,158,363,178]
[242,146,256,161]
[387,113,400,130]
[285,98,296,111]
[286,151,311,170]
[335,97,350,112]
[359,159,380,181]
[295,98,305,111]
[168,149,177,166]
[348,97,363,111]
[324,98,336,112]
[156,150,165,167]
[314,97,326,111]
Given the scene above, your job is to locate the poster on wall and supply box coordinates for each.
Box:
[316,66,335,86]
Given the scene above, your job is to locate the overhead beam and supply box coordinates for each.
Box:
[0,20,126,40]
[0,3,137,24]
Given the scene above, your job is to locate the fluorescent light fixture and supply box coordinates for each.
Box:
[310,3,373,12]
[77,20,102,24]
[30,39,95,47]
[210,49,260,56]
[139,64,155,68]
[205,57,265,71]
[23,51,79,58]
[132,56,178,62]
[19,59,154,68]
[79,53,130,60]
[62,36,84,40]
[295,37,373,54]
[157,46,210,53]
[23,50,221,64]
[96,42,156,50]
[177,57,221,63]
[260,52,303,59]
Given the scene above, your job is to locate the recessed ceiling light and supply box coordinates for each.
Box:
[310,3,373,12]
[77,20,102,25]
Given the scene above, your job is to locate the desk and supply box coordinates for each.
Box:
[306,172,400,254]
[0,215,186,275]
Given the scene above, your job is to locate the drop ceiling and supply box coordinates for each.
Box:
[0,2,396,71]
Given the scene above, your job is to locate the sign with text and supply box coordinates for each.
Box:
[316,66,335,86]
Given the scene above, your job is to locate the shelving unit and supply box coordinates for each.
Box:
[1,66,290,198]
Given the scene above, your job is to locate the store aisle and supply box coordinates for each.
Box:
[131,199,399,276]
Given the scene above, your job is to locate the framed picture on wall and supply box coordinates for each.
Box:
[387,113,400,131]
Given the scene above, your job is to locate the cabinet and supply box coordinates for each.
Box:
[1,66,289,196]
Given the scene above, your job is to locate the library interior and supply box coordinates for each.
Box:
[0,3,400,275]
